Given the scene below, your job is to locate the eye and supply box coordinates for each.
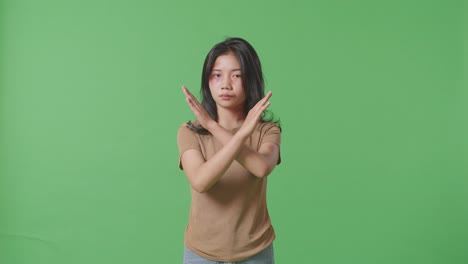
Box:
[212,73,221,78]
[233,74,241,78]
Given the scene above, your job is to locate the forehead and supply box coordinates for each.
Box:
[212,52,241,70]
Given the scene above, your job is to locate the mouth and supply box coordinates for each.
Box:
[220,94,234,100]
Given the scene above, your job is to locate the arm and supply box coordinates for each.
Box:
[207,123,280,178]
[180,130,249,193]
[182,86,279,178]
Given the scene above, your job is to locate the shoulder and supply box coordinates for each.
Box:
[177,122,190,133]
[256,121,281,146]
[179,120,211,136]
[177,121,196,140]
[257,121,281,134]
[177,120,200,132]
[177,120,210,141]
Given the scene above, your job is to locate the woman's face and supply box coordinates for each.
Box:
[209,52,246,113]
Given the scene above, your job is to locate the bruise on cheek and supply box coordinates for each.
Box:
[209,76,219,85]
[208,79,216,90]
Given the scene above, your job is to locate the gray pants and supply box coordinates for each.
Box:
[183,244,275,264]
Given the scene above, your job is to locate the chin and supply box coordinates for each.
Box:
[217,102,243,111]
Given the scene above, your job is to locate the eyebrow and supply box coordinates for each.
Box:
[212,68,241,72]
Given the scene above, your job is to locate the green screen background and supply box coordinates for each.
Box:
[1,0,466,263]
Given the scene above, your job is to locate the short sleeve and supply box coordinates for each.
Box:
[259,122,282,164]
[177,123,202,169]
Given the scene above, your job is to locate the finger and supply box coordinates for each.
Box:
[182,85,195,99]
[186,96,205,116]
[182,86,192,99]
[186,98,202,117]
[185,97,195,110]
[182,86,191,100]
[254,102,270,116]
[260,91,272,103]
[186,97,199,111]
[254,91,272,108]
[251,101,270,119]
[261,101,271,111]
[183,87,202,106]
[187,95,202,110]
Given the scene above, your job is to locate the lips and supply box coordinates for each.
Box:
[220,94,233,100]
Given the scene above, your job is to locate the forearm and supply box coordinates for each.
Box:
[208,123,272,178]
[191,132,248,192]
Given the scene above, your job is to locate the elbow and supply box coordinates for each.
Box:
[186,171,210,193]
[190,180,211,193]
[253,165,273,178]
[187,168,220,193]
[192,185,209,193]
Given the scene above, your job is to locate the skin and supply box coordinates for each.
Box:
[181,52,280,193]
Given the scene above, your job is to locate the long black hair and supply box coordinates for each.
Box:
[188,37,280,134]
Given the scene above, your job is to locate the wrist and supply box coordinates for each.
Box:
[233,129,249,142]
[236,126,252,139]
[205,120,219,132]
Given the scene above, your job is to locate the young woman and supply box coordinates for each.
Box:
[177,37,281,264]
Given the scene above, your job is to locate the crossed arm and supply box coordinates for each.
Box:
[180,86,280,193]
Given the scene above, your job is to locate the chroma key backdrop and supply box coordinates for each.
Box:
[1,0,467,263]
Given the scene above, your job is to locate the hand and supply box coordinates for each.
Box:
[238,91,272,137]
[182,85,216,130]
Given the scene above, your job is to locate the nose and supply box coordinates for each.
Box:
[221,76,232,90]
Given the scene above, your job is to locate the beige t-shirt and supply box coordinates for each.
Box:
[177,121,281,262]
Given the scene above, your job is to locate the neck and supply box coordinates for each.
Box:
[217,107,245,131]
